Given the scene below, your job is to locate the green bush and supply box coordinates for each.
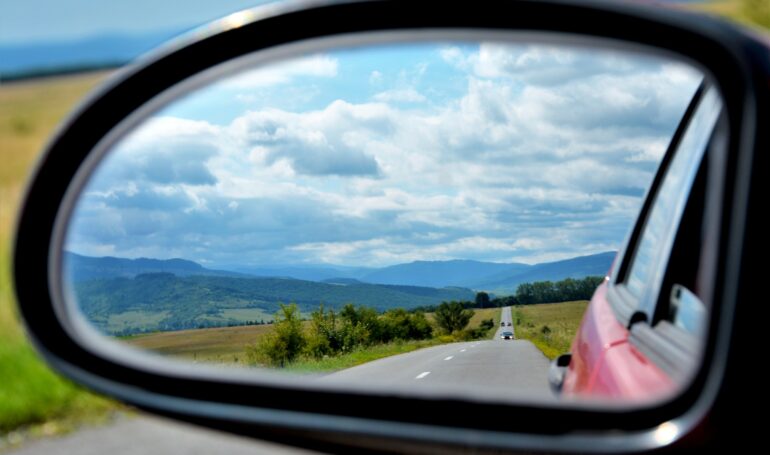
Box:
[246,303,306,366]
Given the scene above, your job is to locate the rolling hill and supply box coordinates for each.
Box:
[64,252,244,281]
[73,273,475,335]
[66,250,616,291]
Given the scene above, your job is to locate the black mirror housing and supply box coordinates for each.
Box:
[12,1,770,452]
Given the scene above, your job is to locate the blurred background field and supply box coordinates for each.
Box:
[0,72,118,437]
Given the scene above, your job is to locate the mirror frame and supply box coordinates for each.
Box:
[12,0,768,452]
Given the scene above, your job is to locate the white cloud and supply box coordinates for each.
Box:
[218,54,338,89]
[369,70,383,85]
[373,88,426,103]
[68,43,703,267]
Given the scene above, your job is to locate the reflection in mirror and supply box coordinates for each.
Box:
[62,38,711,405]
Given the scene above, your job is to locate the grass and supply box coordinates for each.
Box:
[0,72,118,437]
[285,339,446,373]
[512,301,589,360]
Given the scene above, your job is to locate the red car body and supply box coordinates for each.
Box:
[563,277,672,401]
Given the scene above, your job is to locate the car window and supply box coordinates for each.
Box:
[623,87,722,317]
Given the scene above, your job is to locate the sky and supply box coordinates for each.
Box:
[64,41,702,268]
[0,0,269,44]
[0,1,706,45]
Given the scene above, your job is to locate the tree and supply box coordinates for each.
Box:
[434,301,473,334]
[247,303,306,367]
[380,308,433,341]
[475,291,491,308]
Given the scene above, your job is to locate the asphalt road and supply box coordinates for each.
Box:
[5,414,317,455]
[319,306,552,399]
[7,307,552,454]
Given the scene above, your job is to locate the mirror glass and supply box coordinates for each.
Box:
[61,37,713,405]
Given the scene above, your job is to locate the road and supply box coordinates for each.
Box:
[5,414,317,455]
[319,306,552,399]
[7,307,552,454]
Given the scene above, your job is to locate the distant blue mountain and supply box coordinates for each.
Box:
[65,250,615,294]
[472,252,616,292]
[360,260,527,288]
[0,29,185,77]
[228,265,374,283]
[64,252,245,281]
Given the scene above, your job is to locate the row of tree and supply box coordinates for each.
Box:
[410,276,603,313]
[497,276,604,306]
[248,301,490,367]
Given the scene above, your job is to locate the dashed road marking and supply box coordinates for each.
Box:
[444,356,453,361]
[415,371,431,379]
[460,349,466,352]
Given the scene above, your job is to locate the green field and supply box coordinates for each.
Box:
[512,301,589,360]
[98,307,275,335]
[0,72,119,438]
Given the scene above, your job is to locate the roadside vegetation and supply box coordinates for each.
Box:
[512,301,589,360]
[0,72,118,439]
[244,301,498,370]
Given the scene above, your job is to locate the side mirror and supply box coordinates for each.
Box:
[12,0,767,452]
[549,353,572,395]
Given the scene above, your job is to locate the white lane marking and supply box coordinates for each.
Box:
[415,371,431,379]
[460,349,466,352]
[444,356,453,361]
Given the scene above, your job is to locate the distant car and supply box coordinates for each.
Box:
[501,322,505,327]
[507,322,512,326]
[501,331,514,340]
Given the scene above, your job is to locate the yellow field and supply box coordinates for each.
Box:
[125,324,274,365]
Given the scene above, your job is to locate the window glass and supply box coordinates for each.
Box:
[625,88,722,305]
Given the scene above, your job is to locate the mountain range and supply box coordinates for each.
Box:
[65,251,615,293]
[0,29,183,78]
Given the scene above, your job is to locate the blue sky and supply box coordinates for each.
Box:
[0,1,706,45]
[0,0,268,44]
[65,41,702,268]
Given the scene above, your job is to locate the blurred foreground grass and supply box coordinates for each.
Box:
[690,0,770,30]
[0,73,118,436]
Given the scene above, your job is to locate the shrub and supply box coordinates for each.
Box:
[434,301,473,334]
[246,303,306,367]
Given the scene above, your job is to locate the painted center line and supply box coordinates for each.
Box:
[460,349,467,352]
[444,356,453,361]
[415,371,431,379]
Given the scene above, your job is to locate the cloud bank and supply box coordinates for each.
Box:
[67,43,702,267]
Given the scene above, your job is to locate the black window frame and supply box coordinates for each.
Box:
[607,83,723,328]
